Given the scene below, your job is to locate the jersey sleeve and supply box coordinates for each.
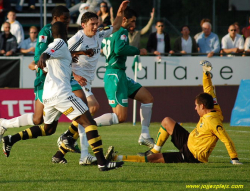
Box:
[114,30,140,56]
[68,33,83,51]
[34,29,52,63]
[44,40,65,59]
[98,25,113,38]
[211,119,238,159]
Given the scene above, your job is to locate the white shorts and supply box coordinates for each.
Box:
[43,94,88,124]
[82,81,93,98]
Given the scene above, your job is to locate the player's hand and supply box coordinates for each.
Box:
[151,8,155,18]
[119,1,130,12]
[73,73,87,86]
[207,52,214,58]
[140,48,147,55]
[72,54,79,63]
[84,49,94,57]
[231,159,243,165]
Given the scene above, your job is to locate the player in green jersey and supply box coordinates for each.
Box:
[96,7,154,148]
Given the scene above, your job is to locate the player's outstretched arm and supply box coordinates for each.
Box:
[112,0,130,33]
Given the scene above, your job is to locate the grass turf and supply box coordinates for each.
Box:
[0,122,249,191]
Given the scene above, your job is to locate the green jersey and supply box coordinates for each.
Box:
[102,27,140,70]
[34,24,54,87]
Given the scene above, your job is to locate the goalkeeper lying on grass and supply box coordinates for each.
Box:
[104,60,242,165]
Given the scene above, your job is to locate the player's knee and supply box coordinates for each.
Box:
[161,117,172,126]
[142,95,154,104]
[89,103,100,115]
[117,114,126,123]
[32,117,43,125]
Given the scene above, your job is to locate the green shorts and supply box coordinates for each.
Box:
[104,69,142,107]
[34,78,82,103]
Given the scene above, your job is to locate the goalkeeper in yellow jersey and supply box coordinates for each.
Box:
[104,60,242,165]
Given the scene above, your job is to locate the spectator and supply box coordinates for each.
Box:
[9,0,36,12]
[1,10,24,45]
[242,16,250,39]
[233,22,241,35]
[97,1,113,27]
[19,26,38,55]
[65,0,81,9]
[244,37,250,54]
[146,20,174,56]
[196,22,220,58]
[0,22,17,56]
[87,0,113,15]
[173,25,198,55]
[76,2,89,25]
[128,8,154,49]
[221,24,244,56]
[69,0,113,23]
[194,18,211,40]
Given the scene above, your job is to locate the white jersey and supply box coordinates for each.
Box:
[42,38,72,106]
[68,26,113,82]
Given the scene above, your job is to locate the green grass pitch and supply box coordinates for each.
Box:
[0,122,249,191]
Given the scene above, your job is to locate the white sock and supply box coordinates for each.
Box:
[78,124,89,159]
[117,155,123,161]
[94,113,119,127]
[1,113,34,128]
[140,103,153,138]
[153,145,162,152]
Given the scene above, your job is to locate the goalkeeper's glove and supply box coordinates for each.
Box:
[230,158,243,165]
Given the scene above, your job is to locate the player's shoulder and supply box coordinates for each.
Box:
[39,24,52,35]
[98,25,112,32]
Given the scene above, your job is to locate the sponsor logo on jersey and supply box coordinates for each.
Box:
[199,123,203,128]
[99,33,104,38]
[104,26,110,30]
[85,45,89,49]
[120,34,127,41]
[109,100,115,104]
[63,106,74,116]
[50,49,55,53]
[122,99,128,103]
[39,35,47,43]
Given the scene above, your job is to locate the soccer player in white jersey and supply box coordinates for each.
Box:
[54,1,130,165]
[2,22,124,171]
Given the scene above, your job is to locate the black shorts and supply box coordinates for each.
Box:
[162,123,201,163]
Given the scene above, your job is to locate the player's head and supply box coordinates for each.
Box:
[51,6,70,28]
[7,11,16,22]
[51,22,68,42]
[81,12,99,37]
[195,93,214,117]
[122,7,137,29]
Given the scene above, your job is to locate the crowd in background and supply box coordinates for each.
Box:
[0,0,250,57]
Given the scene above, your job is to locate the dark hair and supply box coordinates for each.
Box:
[181,25,190,31]
[81,12,98,24]
[124,7,137,19]
[52,5,69,18]
[195,93,214,109]
[156,20,164,25]
[52,22,67,37]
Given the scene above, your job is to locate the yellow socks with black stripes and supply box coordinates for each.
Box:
[85,125,105,165]
[10,125,46,145]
